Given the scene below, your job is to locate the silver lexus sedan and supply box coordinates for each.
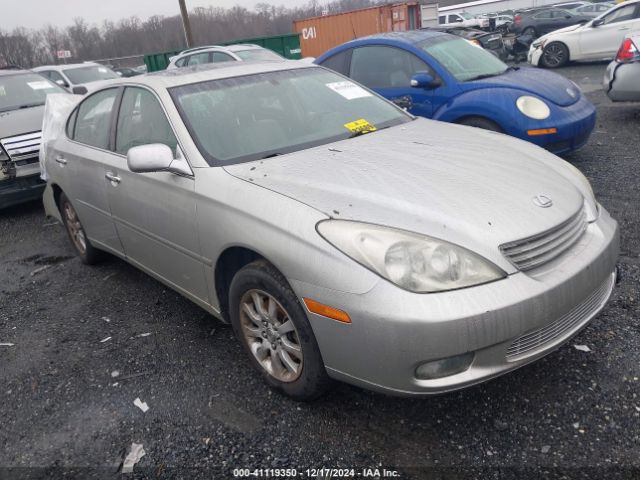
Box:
[42,61,619,400]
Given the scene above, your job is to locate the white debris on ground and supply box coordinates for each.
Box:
[0,343,15,347]
[102,317,111,323]
[574,345,592,352]
[111,370,120,378]
[136,333,151,338]
[121,442,145,473]
[100,337,112,343]
[133,398,149,413]
[541,445,551,454]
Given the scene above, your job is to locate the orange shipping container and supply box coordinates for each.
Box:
[294,2,421,58]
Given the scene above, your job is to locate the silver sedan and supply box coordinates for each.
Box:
[603,34,640,102]
[43,61,619,400]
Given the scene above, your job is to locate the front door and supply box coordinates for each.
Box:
[104,86,208,302]
[579,5,640,59]
[349,45,434,118]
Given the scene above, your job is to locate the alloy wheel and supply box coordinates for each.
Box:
[63,201,87,254]
[239,289,303,383]
[543,44,566,67]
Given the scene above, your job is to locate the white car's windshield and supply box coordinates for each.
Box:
[234,49,284,61]
[63,66,118,85]
[0,73,64,113]
[170,67,412,165]
[459,12,474,19]
[419,37,508,82]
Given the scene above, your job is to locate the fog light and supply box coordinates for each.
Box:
[415,352,474,380]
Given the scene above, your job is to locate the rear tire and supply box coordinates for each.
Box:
[229,260,331,401]
[540,42,569,68]
[522,26,537,38]
[59,192,103,265]
[458,117,503,133]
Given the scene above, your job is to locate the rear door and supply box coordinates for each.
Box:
[56,88,123,254]
[105,86,208,302]
[579,3,640,58]
[348,45,434,117]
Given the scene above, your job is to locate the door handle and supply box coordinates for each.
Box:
[618,27,631,31]
[105,172,121,184]
[55,157,67,165]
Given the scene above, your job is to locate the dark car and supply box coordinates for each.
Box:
[114,67,142,78]
[424,26,508,60]
[0,70,64,209]
[513,8,591,37]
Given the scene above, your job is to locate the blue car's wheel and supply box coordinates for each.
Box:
[540,42,569,69]
[458,117,503,133]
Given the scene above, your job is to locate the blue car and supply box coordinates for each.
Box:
[315,31,596,154]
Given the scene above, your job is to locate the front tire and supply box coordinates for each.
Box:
[59,192,103,265]
[540,42,569,68]
[229,260,331,401]
[457,117,503,133]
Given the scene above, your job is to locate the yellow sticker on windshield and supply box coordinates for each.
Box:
[344,119,377,135]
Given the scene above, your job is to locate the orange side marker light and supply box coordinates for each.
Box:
[303,298,351,324]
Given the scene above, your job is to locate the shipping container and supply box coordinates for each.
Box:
[293,2,421,58]
[143,33,301,72]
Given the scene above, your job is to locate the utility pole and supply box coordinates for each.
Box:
[179,0,194,48]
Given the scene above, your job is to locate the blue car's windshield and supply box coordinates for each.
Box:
[170,67,412,165]
[418,37,508,82]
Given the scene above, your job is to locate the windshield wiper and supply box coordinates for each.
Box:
[465,73,502,82]
[348,125,390,139]
[261,153,283,159]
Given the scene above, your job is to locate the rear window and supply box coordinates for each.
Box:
[63,66,118,85]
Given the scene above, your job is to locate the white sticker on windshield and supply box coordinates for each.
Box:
[0,86,6,96]
[326,81,372,100]
[98,67,108,73]
[27,81,52,90]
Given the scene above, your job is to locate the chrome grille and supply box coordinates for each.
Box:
[506,272,615,360]
[1,131,42,160]
[500,206,587,272]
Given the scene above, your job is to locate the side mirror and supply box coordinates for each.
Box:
[127,144,192,176]
[455,17,464,22]
[411,72,440,89]
[592,18,604,27]
[72,86,88,95]
[55,79,69,88]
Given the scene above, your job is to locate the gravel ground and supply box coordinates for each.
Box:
[1,63,639,480]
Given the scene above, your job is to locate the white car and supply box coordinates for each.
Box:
[571,2,615,18]
[529,0,640,68]
[33,62,119,94]
[438,12,490,29]
[167,44,284,70]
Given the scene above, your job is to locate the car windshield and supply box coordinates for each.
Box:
[170,67,411,165]
[0,73,64,113]
[459,12,474,19]
[234,49,283,61]
[63,66,118,85]
[419,37,508,82]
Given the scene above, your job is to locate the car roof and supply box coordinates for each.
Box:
[105,60,313,90]
[33,62,102,71]
[0,69,34,77]
[353,30,452,45]
[176,44,264,58]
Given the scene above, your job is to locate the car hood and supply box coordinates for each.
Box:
[224,119,585,266]
[539,23,585,40]
[462,67,581,106]
[0,105,44,138]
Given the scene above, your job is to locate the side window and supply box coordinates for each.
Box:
[604,4,636,24]
[438,15,445,24]
[66,108,78,138]
[350,46,431,89]
[553,10,571,18]
[449,14,462,23]
[319,49,352,76]
[115,87,178,156]
[175,57,187,68]
[49,71,66,85]
[74,88,118,149]
[212,52,235,63]
[187,52,211,66]
[534,11,553,19]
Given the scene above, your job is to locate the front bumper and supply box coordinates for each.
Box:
[528,44,543,66]
[0,175,46,210]
[292,207,619,396]
[603,60,640,102]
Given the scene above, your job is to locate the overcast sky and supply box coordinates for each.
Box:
[5,0,309,30]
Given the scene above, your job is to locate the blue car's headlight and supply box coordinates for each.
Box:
[516,96,550,120]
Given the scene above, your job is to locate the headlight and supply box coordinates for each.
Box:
[516,96,550,120]
[317,221,506,293]
[532,39,547,49]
